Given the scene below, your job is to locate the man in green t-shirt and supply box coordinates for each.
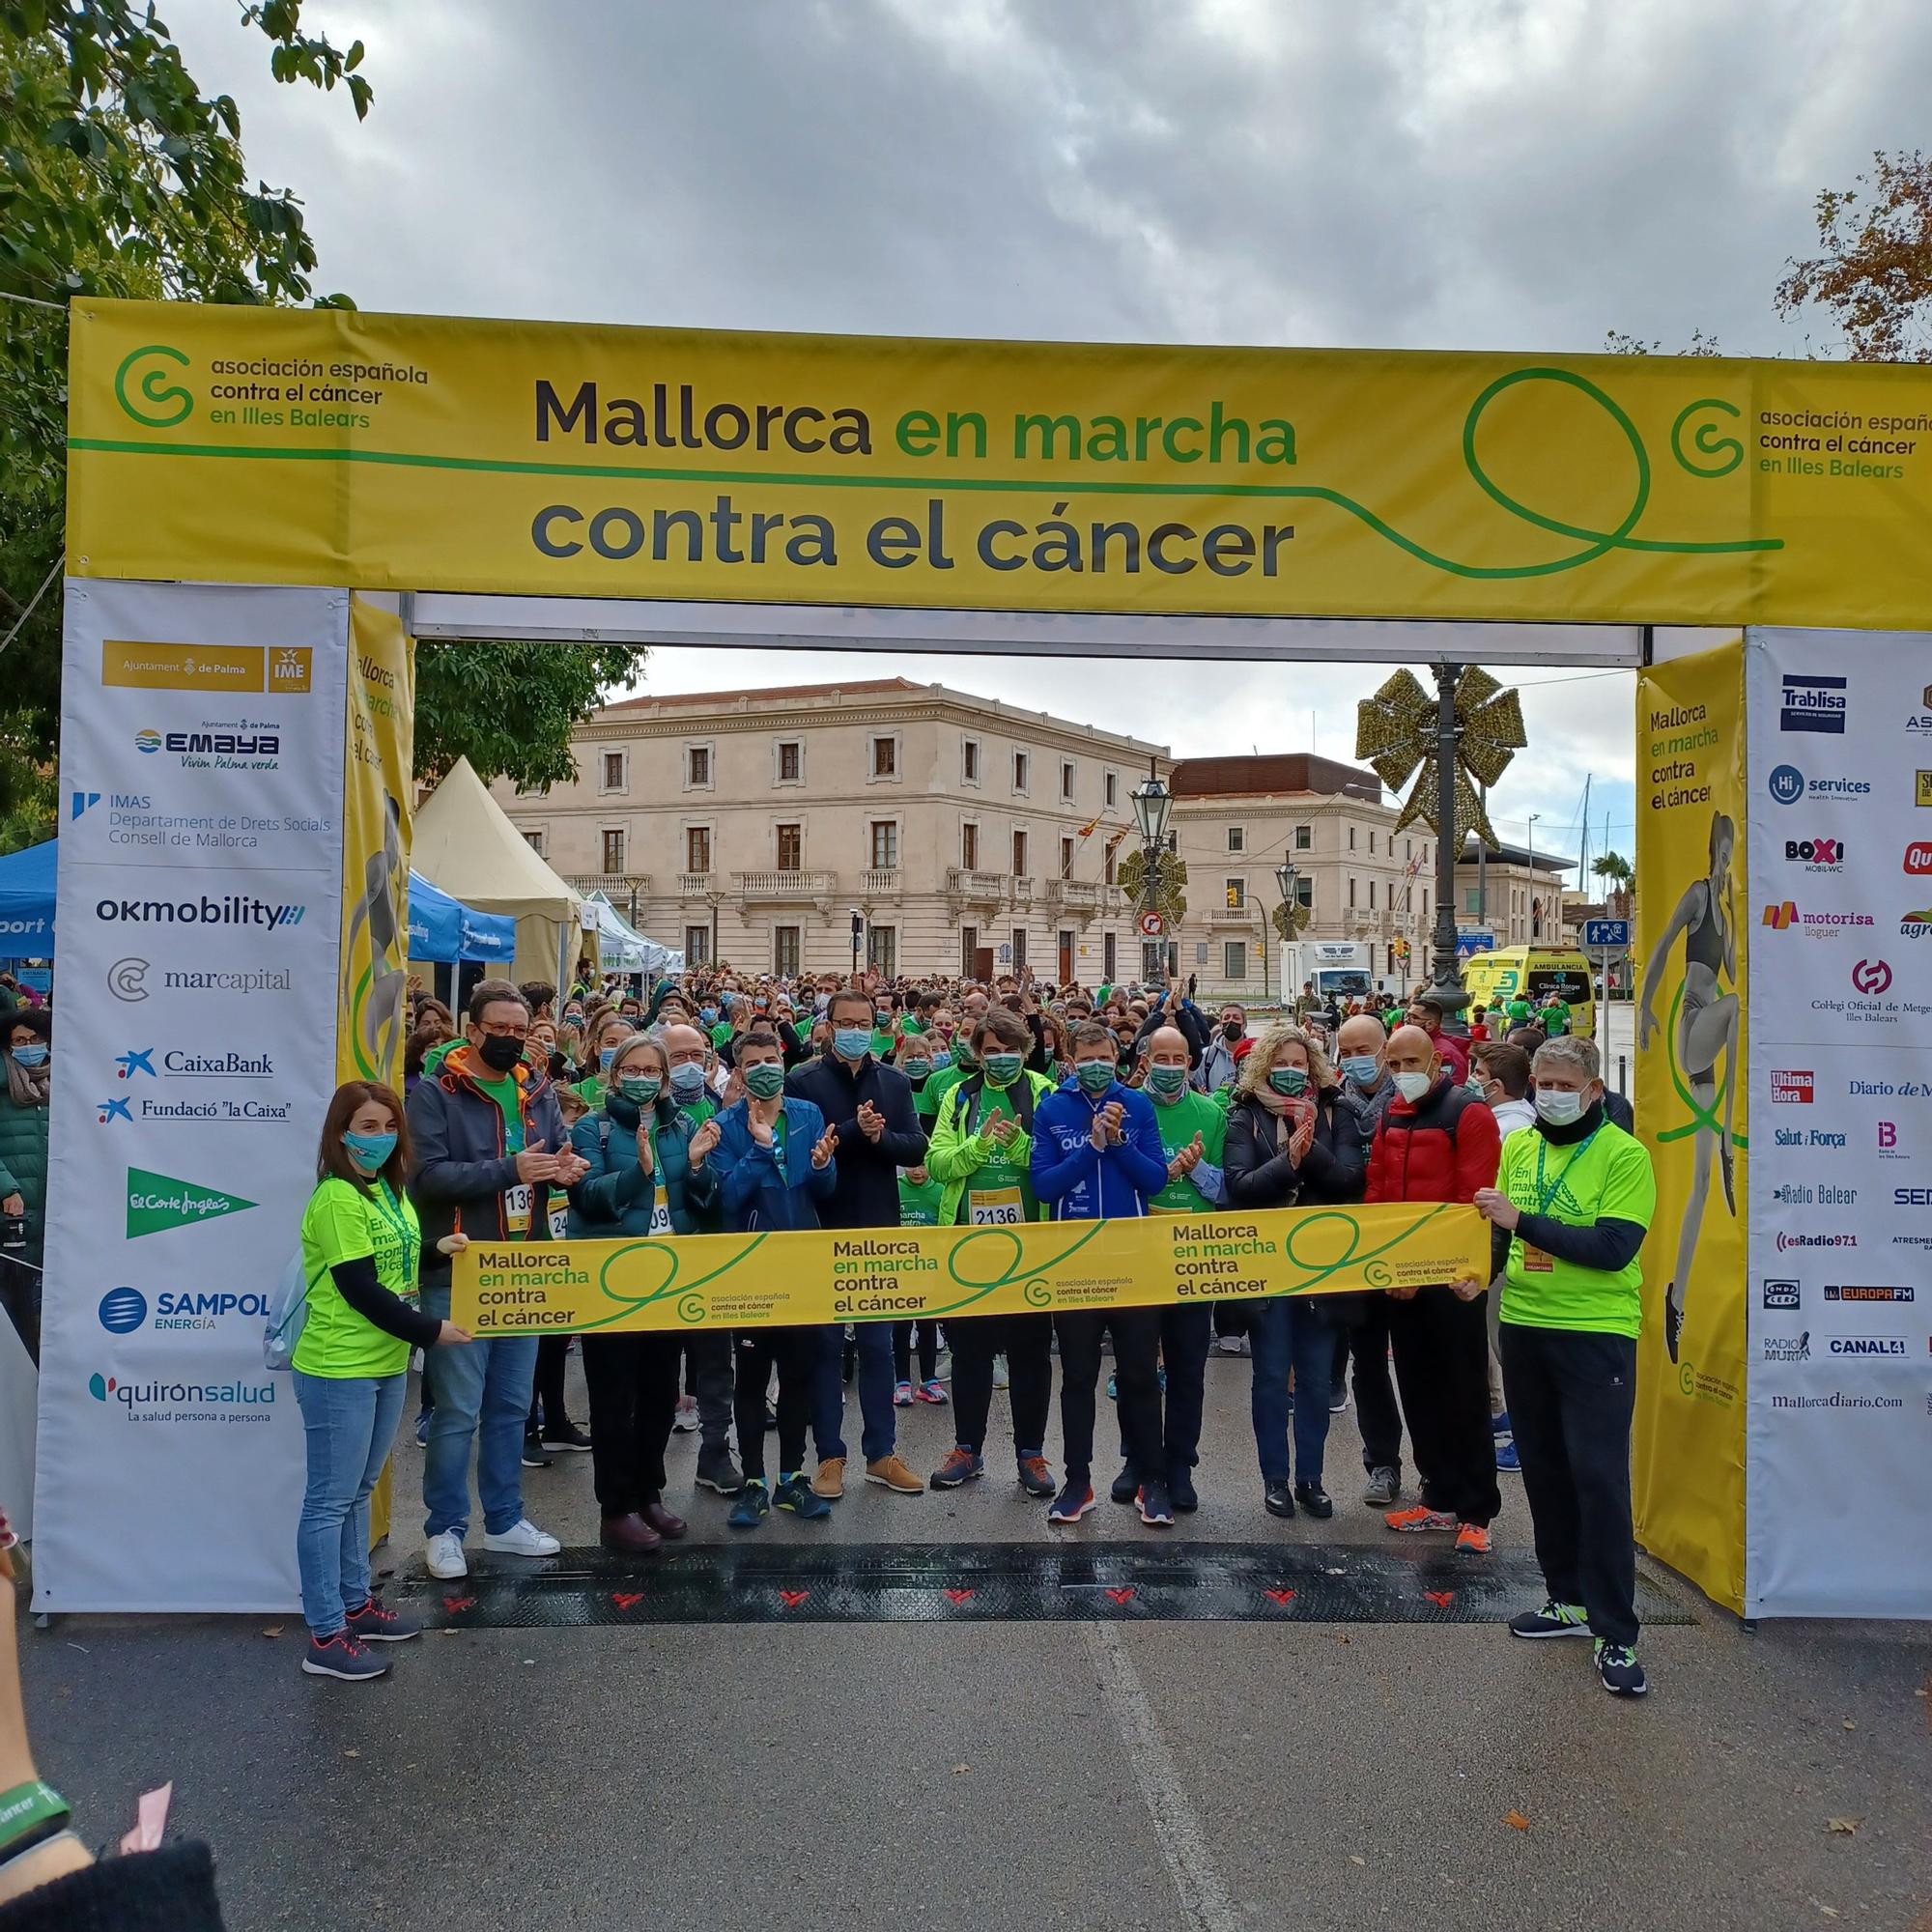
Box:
[1504,992,1535,1030]
[1538,993,1572,1037]
[1130,1025,1228,1510]
[1472,1032,1656,1699]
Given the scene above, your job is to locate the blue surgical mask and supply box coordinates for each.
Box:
[669,1063,707,1102]
[343,1129,397,1174]
[1075,1060,1116,1095]
[600,1046,617,1072]
[700,1007,719,1026]
[1341,1055,1380,1089]
[8,1044,45,1068]
[834,1028,870,1062]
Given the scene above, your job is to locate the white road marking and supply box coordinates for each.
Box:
[1083,1621,1242,1932]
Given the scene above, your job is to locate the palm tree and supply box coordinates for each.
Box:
[1594,851,1634,918]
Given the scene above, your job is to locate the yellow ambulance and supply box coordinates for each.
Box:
[1462,947,1597,1039]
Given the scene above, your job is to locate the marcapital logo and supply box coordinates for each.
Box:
[1853,957,1893,995]
[1907,842,1932,875]
[1770,1069,1813,1103]
[1780,673,1847,733]
[107,958,149,1003]
[125,1166,257,1239]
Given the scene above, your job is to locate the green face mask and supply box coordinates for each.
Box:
[1075,1059,1116,1095]
[982,1052,1023,1087]
[743,1063,785,1100]
[617,1074,662,1104]
[903,1057,932,1079]
[952,1041,978,1070]
[1146,1064,1187,1097]
[1267,1066,1309,1097]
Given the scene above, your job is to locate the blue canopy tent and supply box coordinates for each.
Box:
[0,840,56,955]
[407,869,516,965]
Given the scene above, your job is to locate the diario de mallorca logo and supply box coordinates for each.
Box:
[125,1167,257,1239]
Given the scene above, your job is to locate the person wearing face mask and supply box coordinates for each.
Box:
[407,980,587,1580]
[1031,1022,1172,1526]
[1363,1023,1503,1555]
[294,1082,471,1679]
[784,988,930,1500]
[1471,1040,1537,1473]
[567,1036,725,1551]
[925,1009,1059,1498]
[1473,1034,1657,1697]
[1224,1024,1367,1520]
[0,1013,51,1362]
[1194,1004,1246,1094]
[1406,999,1470,1084]
[894,1031,941,1126]
[571,1013,635,1112]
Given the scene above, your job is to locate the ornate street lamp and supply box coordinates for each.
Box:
[1130,766,1173,982]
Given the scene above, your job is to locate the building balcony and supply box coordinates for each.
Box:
[947,867,1009,905]
[1011,874,1036,905]
[732,868,838,902]
[566,872,652,900]
[858,868,901,899]
[1207,900,1263,929]
[677,871,717,898]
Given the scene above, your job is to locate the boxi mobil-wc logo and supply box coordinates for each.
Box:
[125,1167,257,1238]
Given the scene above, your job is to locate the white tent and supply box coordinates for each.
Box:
[584,891,680,976]
[412,755,587,985]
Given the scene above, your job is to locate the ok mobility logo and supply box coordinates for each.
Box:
[125,1167,257,1239]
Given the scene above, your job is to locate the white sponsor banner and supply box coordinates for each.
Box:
[1745,628,1932,1619]
[35,582,348,1612]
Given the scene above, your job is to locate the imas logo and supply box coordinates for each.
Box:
[97,1286,269,1333]
[87,1372,274,1422]
[125,1168,257,1239]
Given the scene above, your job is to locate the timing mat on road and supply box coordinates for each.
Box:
[391,1541,1695,1628]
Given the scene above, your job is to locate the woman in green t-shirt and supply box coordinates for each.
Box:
[294,1081,469,1684]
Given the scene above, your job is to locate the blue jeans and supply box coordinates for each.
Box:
[1248,1299,1338,1488]
[811,1321,895,1463]
[294,1370,407,1637]
[418,1278,538,1539]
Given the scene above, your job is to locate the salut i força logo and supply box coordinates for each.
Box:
[1779,673,1848,734]
[97,1285,270,1333]
[1768,763,1870,805]
[102,1045,293,1125]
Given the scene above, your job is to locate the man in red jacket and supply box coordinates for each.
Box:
[1365,1023,1502,1553]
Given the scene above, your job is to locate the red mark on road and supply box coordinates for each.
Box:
[1424,1590,1455,1608]
[944,1588,974,1605]
[1264,1589,1297,1607]
[441,1596,475,1613]
[611,1592,644,1610]
[1104,1587,1135,1605]
[779,1589,810,1609]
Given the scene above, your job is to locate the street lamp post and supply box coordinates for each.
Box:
[1526,812,1541,942]
[1274,860,1299,1011]
[1422,664,1470,1031]
[1130,763,1173,986]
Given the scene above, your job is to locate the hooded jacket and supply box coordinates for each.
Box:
[567,1090,721,1238]
[1223,1081,1368,1210]
[711,1094,838,1233]
[1029,1074,1169,1221]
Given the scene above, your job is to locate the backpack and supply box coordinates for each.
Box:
[950,1071,1037,1138]
[262,1247,322,1372]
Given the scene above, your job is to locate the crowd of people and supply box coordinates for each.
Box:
[290,960,1656,1698]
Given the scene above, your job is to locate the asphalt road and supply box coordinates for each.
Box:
[16,1352,1932,1932]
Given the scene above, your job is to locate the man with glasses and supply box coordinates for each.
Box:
[408,980,588,1579]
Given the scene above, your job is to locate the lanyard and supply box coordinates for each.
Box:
[1531,1127,1602,1218]
[370,1181,420,1283]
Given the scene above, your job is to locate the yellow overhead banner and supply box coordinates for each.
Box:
[68,300,1932,628]
[451,1202,1488,1338]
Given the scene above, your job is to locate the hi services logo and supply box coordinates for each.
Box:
[133,722,280,773]
[125,1167,258,1239]
[103,1046,291,1124]
[1779,673,1847,734]
[97,1286,270,1333]
[1784,837,1845,872]
[1769,763,1870,805]
[1770,1069,1813,1103]
[87,1371,275,1422]
[1761,900,1871,935]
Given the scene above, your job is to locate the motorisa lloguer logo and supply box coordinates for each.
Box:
[97,1285,270,1334]
[131,718,281,773]
[87,1370,275,1421]
[107,1045,294,1124]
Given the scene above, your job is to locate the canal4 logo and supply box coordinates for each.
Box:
[1769,763,1870,805]
[1779,673,1847,733]
[1826,1336,1909,1357]
[1784,837,1845,872]
[97,1286,270,1333]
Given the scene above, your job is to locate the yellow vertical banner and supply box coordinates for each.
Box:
[1632,639,1748,1612]
[337,595,416,1089]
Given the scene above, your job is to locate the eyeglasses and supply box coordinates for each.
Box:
[476,1022,528,1041]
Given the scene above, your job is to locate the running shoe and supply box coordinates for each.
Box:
[344,1597,421,1643]
[1047,1478,1096,1523]
[728,1480,770,1529]
[696,1446,744,1494]
[1106,1372,1118,1402]
[1016,1453,1056,1498]
[1363,1465,1401,1507]
[1109,1462,1139,1506]
[1136,1481,1175,1527]
[413,1406,432,1449]
[931,1447,985,1489]
[1328,1383,1350,1414]
[1492,1408,1512,1438]
[671,1395,700,1434]
[894,1380,915,1407]
[521,1433,552,1469]
[1495,1439,1521,1473]
[916,1379,949,1405]
[1455,1521,1492,1556]
[1663,1286,1683,1365]
[301,1632,387,1681]
[541,1421,592,1453]
[1170,1469,1199,1513]
[776,1473,833,1520]
[1385,1505,1457,1533]
[1595,1639,1648,1697]
[1509,1600,1591,1639]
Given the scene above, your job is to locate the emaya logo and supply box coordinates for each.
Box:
[125,1167,258,1239]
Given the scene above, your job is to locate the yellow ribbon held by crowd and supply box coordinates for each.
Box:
[452,1202,1489,1337]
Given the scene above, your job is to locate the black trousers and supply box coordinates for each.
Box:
[1387,1287,1499,1526]
[526,1333,573,1435]
[1499,1322,1639,1646]
[733,1327,813,1484]
[893,1319,941,1384]
[1349,1297,1406,1477]
[679,1334,735,1449]
[1057,1308,1161,1483]
[950,1313,1053,1458]
[1117,1306,1212,1479]
[580,1332,681,1514]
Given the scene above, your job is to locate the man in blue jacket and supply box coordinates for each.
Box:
[1030,1021,1173,1526]
[785,987,929,1499]
[710,1029,838,1529]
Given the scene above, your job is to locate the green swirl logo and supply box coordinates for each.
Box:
[1021,1277,1053,1309]
[675,1293,706,1325]
[1363,1261,1393,1290]
[1678,1362,1696,1398]
[113,344,193,428]
[1671,398,1745,477]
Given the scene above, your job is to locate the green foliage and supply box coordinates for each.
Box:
[1593,851,1633,888]
[1776,150,1932,362]
[1117,847,1187,926]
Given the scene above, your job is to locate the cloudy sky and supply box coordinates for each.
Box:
[170,0,1926,882]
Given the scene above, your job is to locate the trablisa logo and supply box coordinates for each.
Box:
[1780,673,1847,734]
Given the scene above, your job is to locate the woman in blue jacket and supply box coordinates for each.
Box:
[708,1029,838,1528]
[569,1034,723,1554]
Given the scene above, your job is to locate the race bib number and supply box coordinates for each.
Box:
[548,1200,569,1240]
[1520,1242,1553,1274]
[502,1182,532,1237]
[968,1187,1023,1226]
[647,1202,673,1236]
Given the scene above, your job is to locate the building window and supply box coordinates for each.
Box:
[870,734,898,780]
[1012,751,1030,794]
[1464,888,1483,915]
[601,828,625,874]
[1060,759,1075,802]
[962,737,980,785]
[774,924,801,977]
[1104,846,1117,886]
[1103,931,1118,981]
[776,739,803,784]
[1012,829,1029,876]
[1294,876,1313,911]
[1367,830,1376,855]
[1060,836,1074,878]
[684,923,711,966]
[1225,877,1245,909]
[1422,888,1431,923]
[1104,771,1118,809]
[686,744,711,789]
[521,828,545,857]
[961,822,980,870]
[600,750,627,793]
[1294,823,1312,851]
[1012,928,1029,968]
[870,820,898,869]
[685,825,711,873]
[1369,879,1377,910]
[1348,875,1357,909]
[776,823,803,871]
[867,925,897,977]
[1224,941,1248,981]
[960,923,979,977]
[1348,824,1357,851]
[1227,826,1244,853]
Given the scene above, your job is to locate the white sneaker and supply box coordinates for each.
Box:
[992,1353,1010,1390]
[671,1395,700,1434]
[424,1530,468,1579]
[483,1519,560,1558]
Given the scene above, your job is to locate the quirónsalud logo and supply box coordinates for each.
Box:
[113,344,193,429]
